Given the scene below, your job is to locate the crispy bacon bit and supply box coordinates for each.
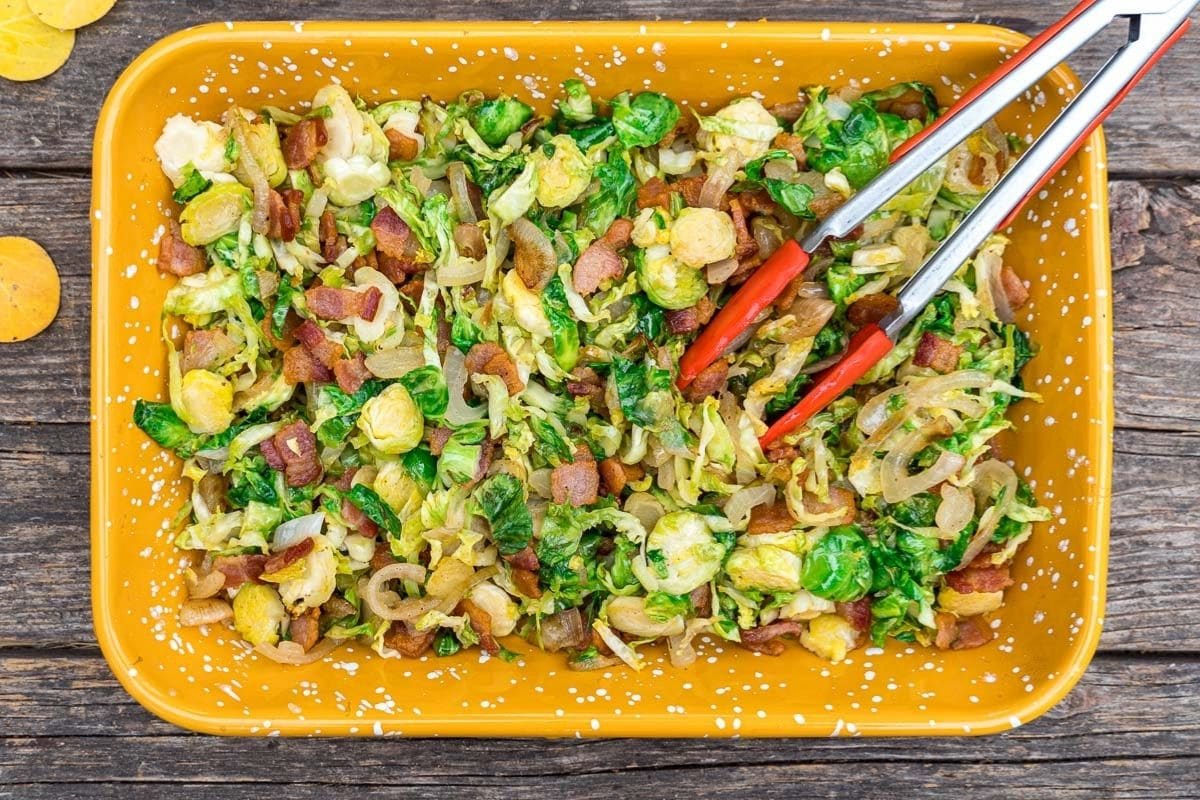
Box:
[659,113,699,148]
[371,206,414,261]
[283,118,328,170]
[572,241,624,296]
[503,546,540,572]
[383,622,435,658]
[282,345,335,384]
[385,128,420,161]
[729,251,765,286]
[289,608,321,652]
[748,501,796,535]
[934,612,992,650]
[601,217,635,250]
[768,99,809,123]
[319,210,347,264]
[340,498,380,538]
[680,357,729,403]
[846,293,900,327]
[802,485,858,526]
[332,352,371,394]
[180,329,237,373]
[598,457,644,496]
[305,285,382,322]
[765,443,800,464]
[771,131,809,167]
[690,585,713,618]
[664,306,699,335]
[636,176,672,210]
[808,191,846,220]
[875,88,930,121]
[261,310,299,351]
[213,554,267,589]
[426,426,453,456]
[729,198,757,260]
[694,296,717,324]
[736,189,779,216]
[370,547,398,574]
[267,420,323,487]
[264,537,315,574]
[551,457,600,507]
[472,438,495,486]
[511,567,543,599]
[157,220,206,276]
[1000,266,1030,309]
[294,320,343,369]
[945,563,1013,594]
[740,620,804,655]
[458,598,501,655]
[266,188,300,242]
[913,332,963,374]
[837,598,873,637]
[378,251,425,285]
[465,342,524,396]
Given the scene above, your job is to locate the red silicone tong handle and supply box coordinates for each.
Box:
[677,239,810,389]
[758,323,895,449]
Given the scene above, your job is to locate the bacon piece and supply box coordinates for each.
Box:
[426,426,453,456]
[601,218,635,250]
[680,357,729,403]
[875,88,930,121]
[740,620,804,655]
[690,585,713,618]
[737,189,779,216]
[934,612,992,650]
[765,442,800,464]
[289,608,321,652]
[1000,266,1030,309]
[636,176,672,210]
[659,113,700,148]
[808,191,846,220]
[748,501,796,535]
[472,438,495,486]
[370,547,398,574]
[266,188,300,242]
[566,365,605,406]
[665,306,699,335]
[378,252,425,286]
[913,332,963,374]
[305,285,382,322]
[837,598,873,637]
[551,458,600,507]
[694,296,717,324]
[503,546,540,572]
[268,420,323,487]
[383,622,435,658]
[333,352,372,394]
[572,241,624,296]
[283,118,327,170]
[319,209,347,264]
[332,467,359,492]
[772,132,808,167]
[802,485,858,526]
[511,567,543,599]
[465,342,524,396]
[283,345,335,384]
[397,278,424,307]
[371,206,414,261]
[157,220,206,276]
[180,329,237,373]
[945,563,1013,594]
[213,554,267,589]
[846,293,900,327]
[385,128,420,161]
[294,319,343,369]
[729,198,758,260]
[598,457,644,497]
[264,537,315,575]
[458,598,501,655]
[768,99,809,123]
[341,498,380,538]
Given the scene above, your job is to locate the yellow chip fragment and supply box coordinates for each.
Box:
[0,236,61,342]
[26,0,116,31]
[0,0,75,81]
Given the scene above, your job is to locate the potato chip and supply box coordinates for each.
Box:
[0,236,61,342]
[0,0,75,81]
[26,0,116,31]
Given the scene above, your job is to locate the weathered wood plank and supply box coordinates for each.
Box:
[0,423,1194,649]
[0,653,1196,777]
[4,177,1200,429]
[0,0,1196,175]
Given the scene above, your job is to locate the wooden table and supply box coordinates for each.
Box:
[2,1,1198,796]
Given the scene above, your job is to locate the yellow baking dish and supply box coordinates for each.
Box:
[91,20,1112,737]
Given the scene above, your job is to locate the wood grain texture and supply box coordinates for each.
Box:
[0,0,1196,175]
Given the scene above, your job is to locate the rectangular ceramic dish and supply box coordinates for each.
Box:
[91,20,1112,737]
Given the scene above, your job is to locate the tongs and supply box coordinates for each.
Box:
[677,0,1197,448]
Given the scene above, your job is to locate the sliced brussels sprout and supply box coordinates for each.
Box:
[725,544,802,593]
[937,587,1004,617]
[155,114,231,187]
[469,95,534,147]
[669,207,737,268]
[468,582,520,636]
[697,97,781,161]
[799,613,858,663]
[232,582,287,646]
[799,525,873,602]
[357,383,424,454]
[611,91,681,149]
[606,595,685,638]
[777,590,836,621]
[163,268,242,317]
[533,135,592,209]
[635,244,707,310]
[174,510,244,551]
[558,78,595,123]
[323,155,392,207]
[236,117,288,187]
[274,536,338,612]
[372,460,426,518]
[631,511,725,595]
[176,369,235,435]
[179,183,252,246]
[501,267,552,338]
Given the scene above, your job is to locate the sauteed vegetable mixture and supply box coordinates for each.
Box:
[137,79,1048,669]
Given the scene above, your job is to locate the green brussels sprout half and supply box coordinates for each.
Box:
[132,400,207,457]
[635,245,708,310]
[558,78,595,123]
[179,182,252,246]
[725,544,802,593]
[631,511,726,595]
[357,383,424,454]
[611,91,681,149]
[800,525,874,602]
[469,95,534,147]
[533,135,592,209]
